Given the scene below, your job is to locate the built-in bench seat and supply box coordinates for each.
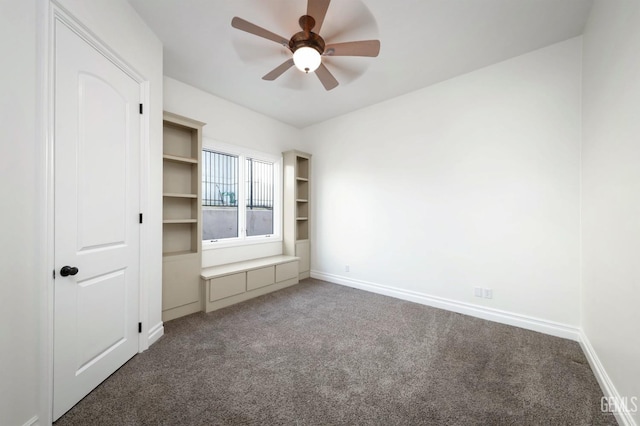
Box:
[200,255,300,313]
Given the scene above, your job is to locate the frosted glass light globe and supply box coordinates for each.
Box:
[293,47,321,73]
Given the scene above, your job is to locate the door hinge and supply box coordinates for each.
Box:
[139,103,143,114]
[138,322,142,333]
[139,213,143,224]
[53,269,55,279]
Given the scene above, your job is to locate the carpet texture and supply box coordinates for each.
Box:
[55,279,616,425]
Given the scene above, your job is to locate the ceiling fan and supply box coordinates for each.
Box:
[231,0,380,91]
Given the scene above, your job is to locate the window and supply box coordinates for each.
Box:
[202,143,281,246]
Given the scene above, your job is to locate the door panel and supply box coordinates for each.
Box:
[76,270,127,371]
[77,73,128,249]
[53,20,141,420]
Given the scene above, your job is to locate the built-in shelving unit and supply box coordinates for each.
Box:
[162,112,205,321]
[283,151,311,279]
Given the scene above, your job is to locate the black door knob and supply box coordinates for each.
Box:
[60,266,79,277]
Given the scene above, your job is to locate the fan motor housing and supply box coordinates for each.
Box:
[289,15,326,54]
[289,32,325,54]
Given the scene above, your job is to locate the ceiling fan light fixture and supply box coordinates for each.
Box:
[293,46,321,73]
[231,1,380,90]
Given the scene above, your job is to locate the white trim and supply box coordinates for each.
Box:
[311,270,580,341]
[148,322,165,346]
[203,234,283,250]
[51,4,145,82]
[40,0,54,423]
[22,416,39,426]
[137,78,151,353]
[579,330,637,426]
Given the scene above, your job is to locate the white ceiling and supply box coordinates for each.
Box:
[128,0,593,128]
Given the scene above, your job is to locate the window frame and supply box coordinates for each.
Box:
[202,138,282,250]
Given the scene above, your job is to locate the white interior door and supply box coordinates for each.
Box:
[53,21,141,420]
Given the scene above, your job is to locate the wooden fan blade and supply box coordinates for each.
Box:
[324,40,380,57]
[231,17,289,46]
[307,0,331,34]
[262,59,295,81]
[315,63,339,91]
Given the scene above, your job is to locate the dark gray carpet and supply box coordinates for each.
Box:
[56,279,616,425]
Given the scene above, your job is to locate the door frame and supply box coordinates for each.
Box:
[42,2,152,422]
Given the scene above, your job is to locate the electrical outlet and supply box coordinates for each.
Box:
[484,288,493,299]
[474,287,483,297]
[345,265,350,272]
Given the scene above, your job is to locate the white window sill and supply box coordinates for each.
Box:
[202,236,282,251]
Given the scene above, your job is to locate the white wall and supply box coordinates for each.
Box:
[0,1,163,424]
[163,76,302,267]
[301,38,582,329]
[0,1,40,424]
[581,1,640,424]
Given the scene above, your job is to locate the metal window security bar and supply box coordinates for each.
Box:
[202,150,238,207]
[245,158,274,210]
[245,158,274,237]
[202,150,239,240]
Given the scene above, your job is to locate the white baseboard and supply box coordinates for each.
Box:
[148,321,164,346]
[579,330,637,426]
[311,271,580,341]
[22,416,38,426]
